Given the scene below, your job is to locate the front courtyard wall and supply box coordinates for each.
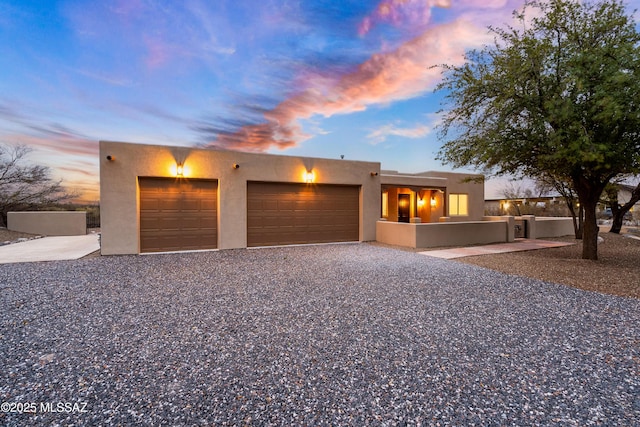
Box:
[376,220,511,248]
[532,217,575,238]
[100,141,380,254]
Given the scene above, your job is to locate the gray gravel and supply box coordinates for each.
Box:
[0,243,638,426]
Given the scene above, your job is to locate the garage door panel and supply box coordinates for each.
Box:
[180,200,203,211]
[139,178,217,252]
[247,182,359,247]
[200,199,217,211]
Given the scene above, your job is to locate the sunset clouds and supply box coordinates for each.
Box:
[3,0,636,200]
[206,2,503,152]
[359,0,452,36]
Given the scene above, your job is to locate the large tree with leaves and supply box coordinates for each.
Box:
[436,0,640,260]
[0,144,74,227]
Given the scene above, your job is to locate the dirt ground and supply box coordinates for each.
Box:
[457,231,640,299]
[2,227,638,298]
[0,228,39,243]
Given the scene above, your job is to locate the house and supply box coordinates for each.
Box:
[380,170,484,223]
[99,141,485,254]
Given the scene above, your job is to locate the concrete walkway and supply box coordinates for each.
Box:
[0,234,100,264]
[419,239,575,259]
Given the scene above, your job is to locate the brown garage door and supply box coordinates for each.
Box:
[247,182,359,247]
[139,178,217,252]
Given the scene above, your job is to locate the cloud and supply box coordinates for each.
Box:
[205,16,492,151]
[2,133,98,158]
[0,101,99,165]
[64,0,236,72]
[359,0,452,36]
[367,123,432,145]
[72,68,135,87]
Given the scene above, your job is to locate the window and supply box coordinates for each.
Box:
[449,193,468,216]
[381,192,388,217]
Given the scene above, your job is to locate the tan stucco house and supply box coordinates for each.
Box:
[99,141,485,254]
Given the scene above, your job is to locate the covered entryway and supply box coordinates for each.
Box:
[247,182,359,247]
[139,178,217,252]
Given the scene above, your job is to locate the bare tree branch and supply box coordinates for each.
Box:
[0,143,76,227]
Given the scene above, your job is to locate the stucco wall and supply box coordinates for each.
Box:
[532,217,575,238]
[375,220,417,247]
[377,220,510,249]
[8,211,86,236]
[100,141,381,254]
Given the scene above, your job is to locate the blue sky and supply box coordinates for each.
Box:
[2,0,638,202]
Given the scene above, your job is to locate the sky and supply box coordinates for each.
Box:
[1,0,639,203]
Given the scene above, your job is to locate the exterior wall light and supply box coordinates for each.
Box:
[417,198,425,207]
[106,155,115,161]
[370,172,378,176]
[430,197,437,208]
[176,163,184,177]
[304,170,315,183]
[233,163,240,169]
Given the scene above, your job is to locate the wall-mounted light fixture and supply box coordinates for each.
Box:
[106,155,115,161]
[233,163,240,169]
[417,198,425,207]
[430,196,437,208]
[304,170,315,183]
[176,163,184,177]
[370,172,378,176]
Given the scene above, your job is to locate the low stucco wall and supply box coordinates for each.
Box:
[376,220,511,249]
[376,220,418,247]
[533,217,575,238]
[8,211,87,236]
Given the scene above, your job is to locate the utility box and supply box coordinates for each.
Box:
[514,219,527,238]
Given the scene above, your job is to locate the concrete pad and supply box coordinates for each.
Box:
[0,234,100,264]
[419,239,575,260]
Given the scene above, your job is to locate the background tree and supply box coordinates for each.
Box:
[500,181,537,216]
[0,144,75,227]
[535,174,583,239]
[603,181,640,233]
[436,0,640,260]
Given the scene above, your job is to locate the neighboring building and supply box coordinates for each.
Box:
[486,184,639,221]
[485,196,572,217]
[100,141,484,255]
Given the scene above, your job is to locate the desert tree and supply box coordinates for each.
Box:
[436,0,640,259]
[535,174,583,238]
[603,180,640,233]
[0,144,75,227]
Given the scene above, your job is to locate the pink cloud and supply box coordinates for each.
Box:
[143,36,171,69]
[6,134,98,158]
[358,0,452,36]
[212,17,491,152]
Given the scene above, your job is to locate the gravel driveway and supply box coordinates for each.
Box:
[1,243,638,426]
